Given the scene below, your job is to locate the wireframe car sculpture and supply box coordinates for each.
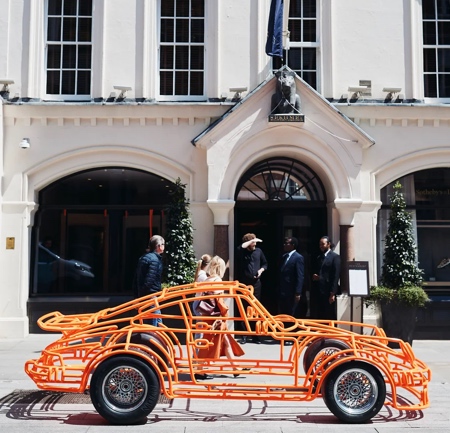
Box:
[25,281,430,425]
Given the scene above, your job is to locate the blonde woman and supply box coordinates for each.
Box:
[194,254,211,282]
[196,256,246,379]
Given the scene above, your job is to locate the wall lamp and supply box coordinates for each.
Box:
[383,87,402,102]
[348,86,368,101]
[0,78,14,98]
[229,86,248,100]
[20,138,30,149]
[113,85,132,99]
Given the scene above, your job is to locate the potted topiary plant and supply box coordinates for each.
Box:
[366,181,429,345]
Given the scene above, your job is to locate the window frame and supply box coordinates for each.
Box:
[272,0,320,92]
[157,0,206,101]
[44,0,94,101]
[422,0,450,103]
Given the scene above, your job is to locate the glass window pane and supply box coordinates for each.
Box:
[287,47,302,70]
[438,48,450,72]
[190,71,203,95]
[161,0,174,17]
[437,0,450,19]
[190,46,204,69]
[191,0,204,17]
[303,47,316,70]
[48,0,62,15]
[438,21,450,45]
[289,19,302,42]
[424,74,437,97]
[303,19,316,42]
[177,0,189,17]
[61,70,76,94]
[63,17,77,41]
[438,74,450,97]
[78,45,91,69]
[191,19,204,42]
[78,18,92,42]
[161,19,174,42]
[77,71,91,94]
[303,0,316,18]
[290,0,302,17]
[175,71,189,95]
[47,71,60,94]
[160,71,173,95]
[47,45,61,68]
[79,0,92,16]
[62,44,76,68]
[422,0,436,19]
[64,0,78,15]
[160,46,174,69]
[424,48,437,72]
[48,17,61,41]
[423,21,436,45]
[303,71,316,88]
[175,46,189,69]
[176,19,189,42]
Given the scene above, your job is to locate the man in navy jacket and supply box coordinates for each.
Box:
[311,236,341,320]
[278,237,304,320]
[133,235,165,326]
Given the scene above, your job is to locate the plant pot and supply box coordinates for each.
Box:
[380,301,418,346]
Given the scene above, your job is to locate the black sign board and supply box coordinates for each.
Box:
[348,261,370,297]
[268,114,305,123]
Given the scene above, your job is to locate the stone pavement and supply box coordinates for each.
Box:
[0,334,449,433]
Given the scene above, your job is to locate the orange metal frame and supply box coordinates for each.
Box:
[25,281,431,411]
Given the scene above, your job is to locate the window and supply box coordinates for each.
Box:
[159,0,205,100]
[272,0,319,90]
[45,0,93,100]
[423,0,450,100]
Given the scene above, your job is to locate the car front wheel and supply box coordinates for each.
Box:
[322,361,386,423]
[90,356,160,425]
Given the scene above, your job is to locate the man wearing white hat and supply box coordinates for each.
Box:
[235,233,268,344]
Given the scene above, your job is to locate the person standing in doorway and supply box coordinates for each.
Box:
[133,235,165,326]
[278,237,304,337]
[235,233,268,344]
[311,236,341,320]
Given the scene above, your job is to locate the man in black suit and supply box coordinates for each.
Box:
[278,237,304,318]
[311,236,341,320]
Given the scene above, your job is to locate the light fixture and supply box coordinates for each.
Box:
[348,86,368,101]
[0,78,14,93]
[383,87,402,101]
[20,138,30,149]
[113,85,132,99]
[229,86,248,100]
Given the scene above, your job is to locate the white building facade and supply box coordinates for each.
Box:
[1,0,449,338]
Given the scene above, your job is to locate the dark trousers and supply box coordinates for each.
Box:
[236,279,261,332]
[310,289,336,320]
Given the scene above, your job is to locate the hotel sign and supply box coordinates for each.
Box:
[268,114,305,123]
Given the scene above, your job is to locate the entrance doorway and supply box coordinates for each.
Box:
[234,157,327,316]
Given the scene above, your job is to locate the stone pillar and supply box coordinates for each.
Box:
[334,199,362,293]
[207,200,235,278]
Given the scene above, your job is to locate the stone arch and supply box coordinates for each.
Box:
[216,126,355,203]
[25,145,195,204]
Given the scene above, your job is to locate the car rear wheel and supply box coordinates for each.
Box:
[303,338,350,374]
[90,356,160,425]
[322,361,386,423]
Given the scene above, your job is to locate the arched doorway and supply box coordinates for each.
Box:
[28,168,174,331]
[234,157,327,315]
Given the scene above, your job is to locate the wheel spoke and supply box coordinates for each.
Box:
[103,366,148,411]
[334,368,378,414]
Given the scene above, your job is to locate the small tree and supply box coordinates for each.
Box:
[381,181,423,288]
[163,178,197,286]
[367,181,428,307]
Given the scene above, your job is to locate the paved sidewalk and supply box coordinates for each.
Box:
[0,334,449,432]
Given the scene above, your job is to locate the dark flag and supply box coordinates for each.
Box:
[265,0,284,57]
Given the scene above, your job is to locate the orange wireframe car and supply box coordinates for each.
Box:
[25,281,431,425]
